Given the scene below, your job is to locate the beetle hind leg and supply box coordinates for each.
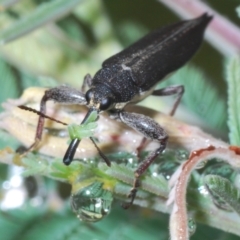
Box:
[123,137,167,209]
[152,85,184,116]
[111,111,168,208]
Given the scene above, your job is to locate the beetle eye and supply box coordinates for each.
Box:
[85,89,94,103]
[100,97,112,110]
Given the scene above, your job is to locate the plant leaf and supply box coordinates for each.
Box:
[0,130,20,150]
[161,64,227,130]
[68,122,97,140]
[0,58,20,111]
[226,56,240,145]
[0,0,84,44]
[204,174,240,215]
[236,6,240,18]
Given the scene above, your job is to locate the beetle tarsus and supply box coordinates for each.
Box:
[122,177,140,209]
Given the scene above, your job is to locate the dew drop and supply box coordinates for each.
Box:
[176,149,189,161]
[2,181,10,190]
[107,151,138,167]
[196,160,207,169]
[198,185,209,196]
[151,160,180,180]
[188,217,196,236]
[71,181,113,222]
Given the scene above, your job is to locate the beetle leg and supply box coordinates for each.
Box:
[81,74,92,93]
[111,111,168,208]
[26,86,87,152]
[152,85,184,116]
[135,85,183,158]
[134,85,183,160]
[136,137,148,159]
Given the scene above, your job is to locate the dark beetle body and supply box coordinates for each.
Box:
[88,13,212,109]
[26,13,212,209]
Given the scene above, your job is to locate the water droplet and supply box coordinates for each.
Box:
[196,160,207,169]
[198,185,209,196]
[0,189,26,210]
[10,175,23,187]
[2,181,10,190]
[176,149,189,161]
[30,196,44,207]
[188,217,196,236]
[106,151,138,167]
[71,181,113,222]
[150,160,179,180]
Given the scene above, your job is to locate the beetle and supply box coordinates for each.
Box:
[25,13,212,208]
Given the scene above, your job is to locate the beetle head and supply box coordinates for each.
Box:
[85,86,114,111]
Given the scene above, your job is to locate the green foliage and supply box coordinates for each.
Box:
[237,6,240,17]
[68,122,97,140]
[0,0,84,44]
[0,202,239,240]
[68,111,98,140]
[0,204,170,240]
[161,65,227,130]
[0,58,20,111]
[0,205,48,240]
[226,56,240,145]
[204,174,240,215]
[0,130,20,150]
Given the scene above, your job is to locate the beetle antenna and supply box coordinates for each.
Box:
[18,105,68,125]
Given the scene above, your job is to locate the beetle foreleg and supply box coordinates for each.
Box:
[26,86,87,152]
[111,111,168,208]
[152,85,184,116]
